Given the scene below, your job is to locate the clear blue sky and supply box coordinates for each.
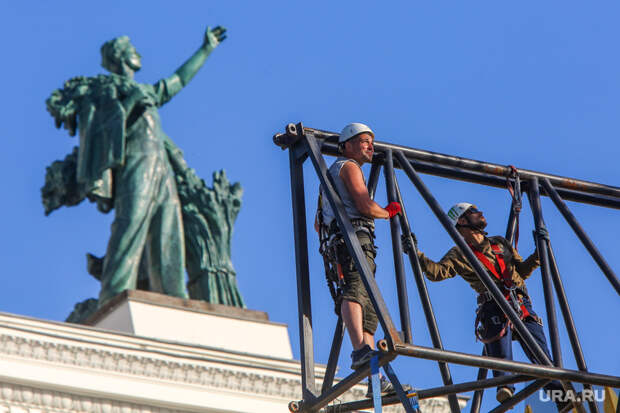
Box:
[1,2,618,412]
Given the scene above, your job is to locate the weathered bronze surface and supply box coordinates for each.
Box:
[42,26,245,322]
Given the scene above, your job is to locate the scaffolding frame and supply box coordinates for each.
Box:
[274,123,620,413]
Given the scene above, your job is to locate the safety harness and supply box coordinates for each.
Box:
[317,192,375,314]
[317,192,343,306]
[472,240,530,343]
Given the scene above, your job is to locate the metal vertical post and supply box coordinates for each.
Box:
[393,176,461,413]
[288,141,317,399]
[528,177,563,368]
[541,180,608,370]
[469,349,488,413]
[540,178,603,413]
[384,149,413,343]
[545,241,600,413]
[529,179,587,413]
[368,161,382,200]
[321,316,345,394]
[540,177,620,296]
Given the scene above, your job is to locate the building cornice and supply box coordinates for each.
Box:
[0,312,462,412]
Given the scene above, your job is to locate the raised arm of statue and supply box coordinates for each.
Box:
[156,26,227,106]
[177,26,227,86]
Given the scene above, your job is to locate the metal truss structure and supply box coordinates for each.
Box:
[273,123,620,413]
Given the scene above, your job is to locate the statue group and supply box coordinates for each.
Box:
[42,26,245,322]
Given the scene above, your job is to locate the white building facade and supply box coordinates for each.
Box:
[0,291,464,413]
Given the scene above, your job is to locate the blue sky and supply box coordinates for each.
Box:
[1,2,618,412]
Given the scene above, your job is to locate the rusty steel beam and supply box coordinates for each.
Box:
[392,343,620,388]
[324,374,534,413]
[274,125,620,209]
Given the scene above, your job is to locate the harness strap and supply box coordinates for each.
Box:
[317,192,344,310]
[471,241,531,342]
[506,165,522,250]
[470,243,512,288]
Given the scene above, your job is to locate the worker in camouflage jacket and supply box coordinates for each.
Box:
[416,202,565,407]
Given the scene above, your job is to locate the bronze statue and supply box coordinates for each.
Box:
[43,26,245,321]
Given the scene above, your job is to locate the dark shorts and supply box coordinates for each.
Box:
[335,231,378,334]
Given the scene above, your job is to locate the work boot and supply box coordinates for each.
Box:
[350,345,375,370]
[496,386,514,403]
[365,377,412,398]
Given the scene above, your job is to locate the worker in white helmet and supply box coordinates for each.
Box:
[315,123,402,397]
[416,203,566,408]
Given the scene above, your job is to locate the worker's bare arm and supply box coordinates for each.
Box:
[340,161,389,219]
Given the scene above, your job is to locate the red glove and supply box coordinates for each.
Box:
[384,202,401,218]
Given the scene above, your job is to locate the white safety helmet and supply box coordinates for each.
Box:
[446,202,474,227]
[338,122,374,144]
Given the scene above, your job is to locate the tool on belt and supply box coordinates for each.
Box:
[471,241,531,343]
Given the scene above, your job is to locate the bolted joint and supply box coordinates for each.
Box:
[273,123,304,150]
[286,123,298,135]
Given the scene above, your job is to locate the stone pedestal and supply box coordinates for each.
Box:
[86,290,292,359]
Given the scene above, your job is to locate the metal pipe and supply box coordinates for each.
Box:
[394,150,554,366]
[368,161,381,200]
[321,316,345,395]
[487,379,550,413]
[392,343,620,387]
[298,127,620,201]
[288,139,317,399]
[540,177,620,295]
[527,177,563,368]
[526,180,587,412]
[546,241,600,413]
[393,176,461,413]
[284,135,620,209]
[324,374,534,413]
[384,149,413,344]
[404,158,620,210]
[469,350,489,413]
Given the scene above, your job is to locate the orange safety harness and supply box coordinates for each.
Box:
[472,241,530,343]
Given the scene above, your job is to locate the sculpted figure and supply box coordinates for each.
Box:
[45,27,228,309]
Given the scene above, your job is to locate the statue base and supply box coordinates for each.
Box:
[84,290,293,359]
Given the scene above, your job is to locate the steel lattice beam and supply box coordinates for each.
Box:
[277,123,620,413]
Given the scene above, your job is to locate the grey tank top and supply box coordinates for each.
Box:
[320,157,369,226]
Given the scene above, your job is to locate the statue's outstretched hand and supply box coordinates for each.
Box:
[203,26,227,50]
